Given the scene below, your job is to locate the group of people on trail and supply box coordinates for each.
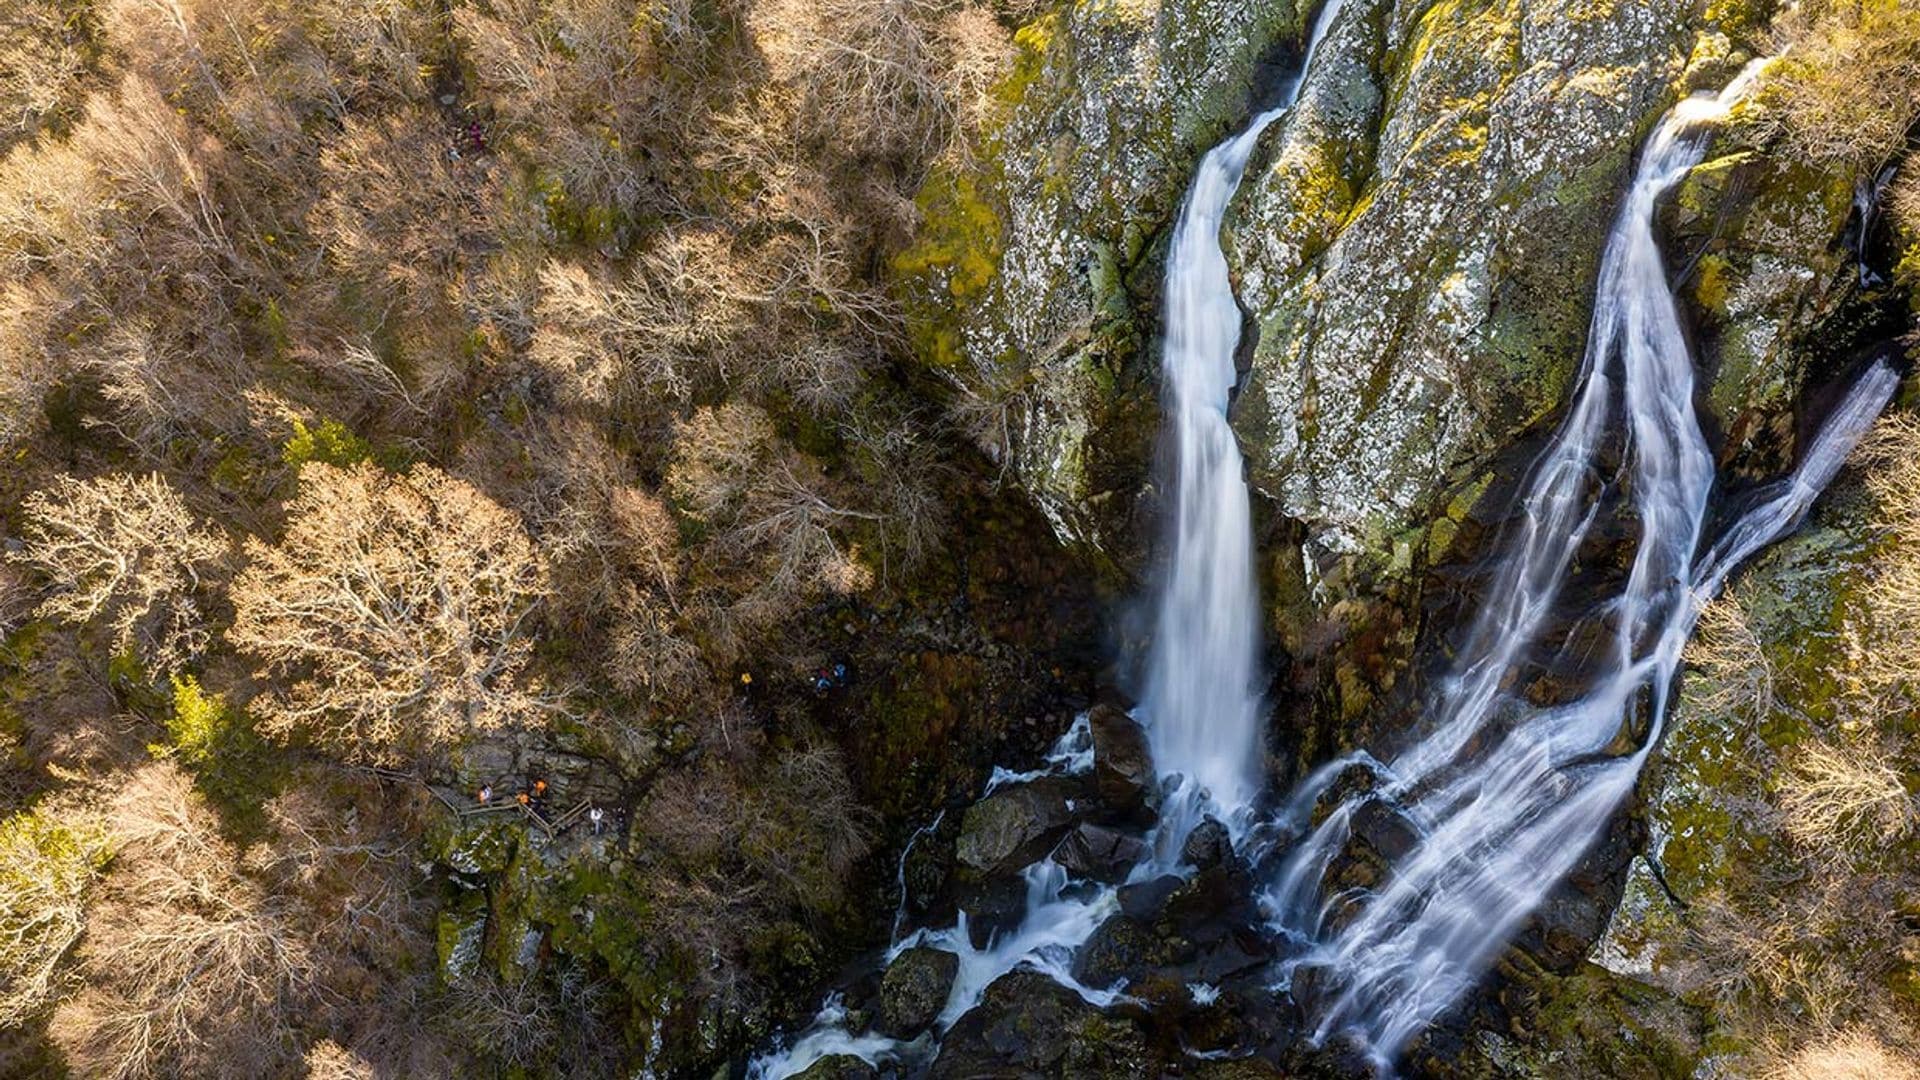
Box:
[811,661,851,695]
[473,777,609,835]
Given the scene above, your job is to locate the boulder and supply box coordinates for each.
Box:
[1118,874,1184,922]
[792,1055,880,1080]
[928,970,1150,1079]
[1180,816,1234,870]
[1088,705,1155,814]
[1074,914,1160,990]
[954,777,1079,878]
[1052,822,1149,884]
[877,946,960,1038]
[1319,797,1420,909]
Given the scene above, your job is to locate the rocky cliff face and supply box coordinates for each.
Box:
[905,0,1859,596]
[891,0,1901,1072]
[896,0,1307,566]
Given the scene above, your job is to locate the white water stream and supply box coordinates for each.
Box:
[747,38,1900,1080]
[1262,62,1900,1065]
[745,6,1347,1075]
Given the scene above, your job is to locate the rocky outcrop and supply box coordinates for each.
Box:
[878,946,961,1038]
[1223,0,1794,571]
[896,0,1308,564]
[905,0,1861,601]
[1592,485,1880,993]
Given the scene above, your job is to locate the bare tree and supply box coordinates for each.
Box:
[303,1039,379,1080]
[0,799,111,1029]
[1764,1027,1920,1080]
[1764,0,1920,173]
[1779,739,1918,852]
[0,1,95,152]
[10,471,229,673]
[1684,589,1777,721]
[48,762,314,1080]
[228,462,554,764]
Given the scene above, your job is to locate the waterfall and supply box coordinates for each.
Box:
[744,8,1348,1076]
[746,35,1901,1080]
[1263,60,1900,1065]
[1139,0,1349,857]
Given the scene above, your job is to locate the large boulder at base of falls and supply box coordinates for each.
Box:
[1180,816,1235,870]
[929,970,1151,1079]
[1088,704,1156,815]
[954,776,1081,878]
[1052,821,1150,883]
[877,946,961,1038]
[891,0,1307,566]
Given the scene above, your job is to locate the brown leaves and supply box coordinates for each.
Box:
[228,462,553,764]
[11,471,230,674]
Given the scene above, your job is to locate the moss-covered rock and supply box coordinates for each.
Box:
[877,945,960,1037]
[896,0,1307,566]
[1667,125,1858,442]
[1225,0,1757,573]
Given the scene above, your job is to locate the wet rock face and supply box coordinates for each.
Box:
[954,776,1081,877]
[894,0,1306,565]
[1088,704,1156,816]
[878,946,961,1038]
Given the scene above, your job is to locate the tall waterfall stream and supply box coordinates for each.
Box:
[748,22,1899,1079]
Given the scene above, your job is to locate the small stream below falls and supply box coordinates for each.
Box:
[745,19,1900,1080]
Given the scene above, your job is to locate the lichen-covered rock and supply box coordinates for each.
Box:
[954,776,1078,876]
[1225,0,1756,567]
[1454,963,1707,1079]
[1589,492,1879,991]
[896,0,1306,563]
[877,946,961,1037]
[1667,132,1858,441]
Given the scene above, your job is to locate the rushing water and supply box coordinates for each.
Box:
[1134,1,1344,843]
[747,36,1900,1080]
[1262,62,1900,1066]
[744,7,1349,1076]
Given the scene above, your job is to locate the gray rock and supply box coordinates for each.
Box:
[955,778,1078,877]
[1088,705,1155,814]
[878,946,960,1038]
[1052,822,1149,883]
[893,0,1307,563]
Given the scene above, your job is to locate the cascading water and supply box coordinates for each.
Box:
[1263,61,1901,1066]
[744,7,1348,1076]
[746,34,1901,1080]
[1135,34,1327,844]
